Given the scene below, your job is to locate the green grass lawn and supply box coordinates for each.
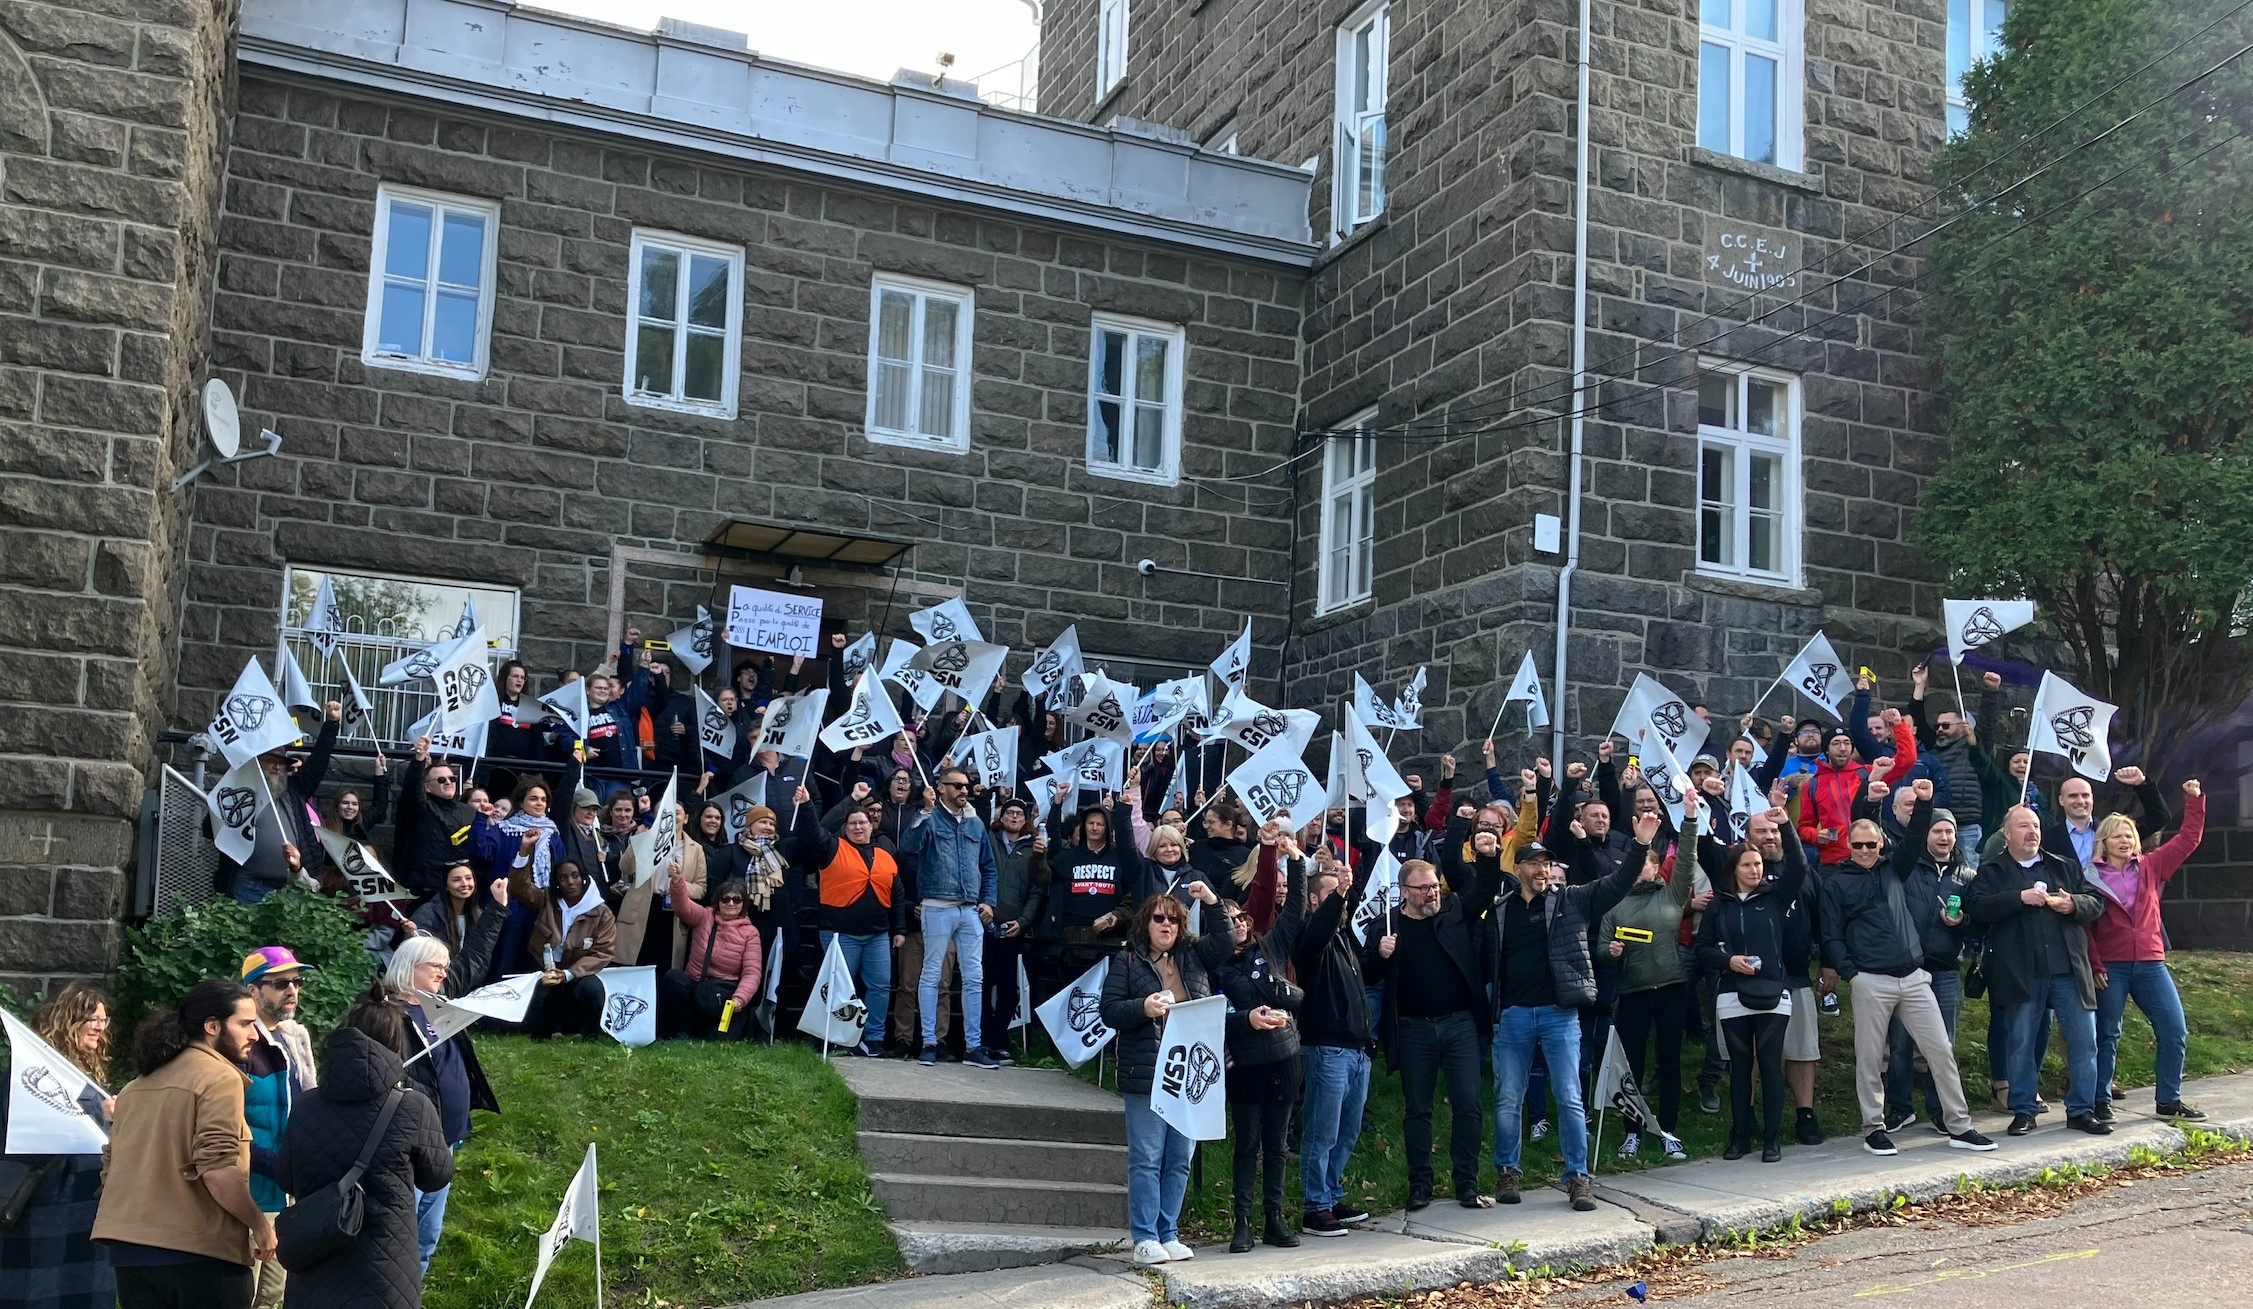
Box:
[424,1036,901,1309]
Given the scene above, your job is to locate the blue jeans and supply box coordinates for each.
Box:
[232,878,283,905]
[1297,1045,1369,1211]
[1887,963,1963,1122]
[1956,824,1984,857]
[1493,1005,1590,1178]
[414,1142,464,1276]
[1122,1094,1193,1244]
[919,904,987,1049]
[2006,976,2098,1118]
[2095,959,2187,1105]
[821,930,892,1044]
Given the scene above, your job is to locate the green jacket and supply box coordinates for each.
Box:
[1596,814,1699,995]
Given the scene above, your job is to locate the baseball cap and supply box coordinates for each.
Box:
[573,787,600,809]
[241,946,315,984]
[1517,841,1552,863]
[1690,754,1721,773]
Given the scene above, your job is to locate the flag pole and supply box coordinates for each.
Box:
[1183,782,1230,828]
[1746,670,1789,720]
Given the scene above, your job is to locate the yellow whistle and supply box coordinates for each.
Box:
[1858,666,1878,683]
[1614,926,1655,943]
[718,1000,735,1032]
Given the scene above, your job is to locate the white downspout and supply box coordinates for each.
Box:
[1551,0,1593,766]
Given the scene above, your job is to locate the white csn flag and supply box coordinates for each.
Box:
[1207,686,1321,755]
[1636,735,1701,831]
[1227,737,1327,833]
[204,755,267,865]
[1209,619,1253,693]
[432,629,501,737]
[1781,631,1855,718]
[452,596,480,642]
[1593,1027,1660,1132]
[1034,956,1114,1068]
[820,670,906,754]
[598,966,658,1047]
[1944,598,2036,665]
[954,725,1019,790]
[1351,847,1402,946]
[1150,994,1228,1141]
[338,658,377,742]
[378,627,474,688]
[1504,651,1551,734]
[1064,670,1139,743]
[908,595,983,645]
[305,575,345,662]
[1146,676,1208,737]
[0,1009,108,1154]
[209,658,299,769]
[1022,625,1084,702]
[1727,758,1764,839]
[1011,955,1032,1031]
[1352,672,1416,733]
[524,1142,600,1309]
[694,687,737,762]
[1610,672,1710,765]
[798,934,869,1047]
[906,638,1009,701]
[1040,737,1125,796]
[750,688,828,761]
[666,605,718,676]
[314,828,411,903]
[2026,671,2117,782]
[835,631,878,687]
[628,773,682,888]
[1393,666,1428,729]
[407,705,486,760]
[878,638,943,714]
[539,678,590,746]
[1343,706,1412,845]
[406,973,543,1061]
[275,640,320,713]
[711,774,768,842]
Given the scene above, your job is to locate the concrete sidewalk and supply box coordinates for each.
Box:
[743,1071,2253,1309]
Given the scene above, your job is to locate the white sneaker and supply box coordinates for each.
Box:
[1162,1240,1196,1261]
[1132,1240,1170,1266]
[1617,1131,1641,1158]
[1531,1119,1552,1142]
[1661,1132,1687,1161]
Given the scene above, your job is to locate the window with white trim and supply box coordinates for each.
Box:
[1946,0,2008,134]
[1207,119,1241,155]
[1096,0,1128,100]
[1085,315,1183,484]
[1319,411,1378,612]
[1697,0,1802,169]
[361,187,499,379]
[1332,1,1390,239]
[1696,365,1800,584]
[624,229,743,418]
[865,275,973,451]
[279,566,521,746]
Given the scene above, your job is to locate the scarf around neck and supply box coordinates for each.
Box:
[499,811,559,886]
[735,834,787,912]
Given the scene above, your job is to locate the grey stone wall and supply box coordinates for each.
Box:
[0,0,236,991]
[1043,0,1952,772]
[179,73,1307,730]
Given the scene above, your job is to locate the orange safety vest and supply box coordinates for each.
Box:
[819,840,896,910]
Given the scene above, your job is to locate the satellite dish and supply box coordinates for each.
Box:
[201,378,241,459]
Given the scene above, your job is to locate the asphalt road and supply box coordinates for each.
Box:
[1607,1159,2253,1309]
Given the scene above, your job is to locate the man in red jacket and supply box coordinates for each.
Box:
[1799,726,1871,865]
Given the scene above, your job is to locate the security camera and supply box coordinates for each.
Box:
[1136,559,1157,576]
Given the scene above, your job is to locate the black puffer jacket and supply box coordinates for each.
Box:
[1697,824,1812,1000]
[1213,856,1308,1071]
[1100,920,1241,1096]
[1493,841,1644,1009]
[275,1028,453,1308]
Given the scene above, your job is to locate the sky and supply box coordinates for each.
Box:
[537,1,1042,99]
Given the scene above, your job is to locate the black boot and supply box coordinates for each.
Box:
[1229,1213,1255,1254]
[1724,1134,1750,1160]
[1263,1207,1300,1248]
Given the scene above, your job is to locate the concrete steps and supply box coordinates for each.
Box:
[838,1058,1130,1275]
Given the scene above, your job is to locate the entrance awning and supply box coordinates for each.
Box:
[704,520,914,568]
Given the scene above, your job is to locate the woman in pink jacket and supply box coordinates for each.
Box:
[658,874,765,1040]
[2087,779,2205,1122]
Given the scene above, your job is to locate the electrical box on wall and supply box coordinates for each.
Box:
[1533,513,1562,554]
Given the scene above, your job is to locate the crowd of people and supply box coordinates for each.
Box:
[0,619,2218,1304]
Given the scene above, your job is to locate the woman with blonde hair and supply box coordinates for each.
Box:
[0,983,116,1304]
[2088,779,2207,1121]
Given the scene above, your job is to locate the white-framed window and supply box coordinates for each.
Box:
[624,229,743,418]
[1697,0,1803,170]
[865,274,974,451]
[1207,119,1241,155]
[279,566,522,746]
[1695,364,1800,585]
[1332,1,1390,240]
[1096,0,1128,100]
[361,186,499,379]
[1946,0,2008,134]
[1318,410,1378,613]
[1085,314,1184,485]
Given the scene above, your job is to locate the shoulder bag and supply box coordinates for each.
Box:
[275,1086,404,1271]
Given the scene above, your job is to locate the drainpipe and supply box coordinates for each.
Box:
[1551,0,1593,765]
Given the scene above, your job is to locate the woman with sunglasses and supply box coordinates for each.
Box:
[1214,828,1309,1253]
[659,876,765,1040]
[1100,892,1240,1266]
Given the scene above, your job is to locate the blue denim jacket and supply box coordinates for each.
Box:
[903,805,999,907]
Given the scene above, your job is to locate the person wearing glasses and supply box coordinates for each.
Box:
[392,736,479,900]
[1100,894,1240,1266]
[1817,798,1997,1157]
[902,767,1001,1069]
[658,875,765,1040]
[237,947,318,1309]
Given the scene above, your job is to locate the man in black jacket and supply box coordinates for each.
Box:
[392,736,478,900]
[1364,836,1500,1213]
[1294,839,1371,1238]
[1817,790,1995,1156]
[1968,804,2107,1137]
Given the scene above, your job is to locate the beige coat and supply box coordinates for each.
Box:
[93,1043,255,1265]
[616,838,706,968]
